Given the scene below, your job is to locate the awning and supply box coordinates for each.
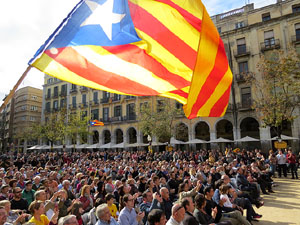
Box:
[170,137,186,145]
[235,136,260,142]
[269,135,299,141]
[75,144,89,149]
[151,141,167,146]
[186,139,208,144]
[112,142,126,148]
[99,142,113,149]
[53,145,64,149]
[209,137,233,143]
[28,145,40,150]
[87,143,101,149]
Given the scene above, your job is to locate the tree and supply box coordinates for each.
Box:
[139,99,183,143]
[246,49,300,137]
[66,111,90,146]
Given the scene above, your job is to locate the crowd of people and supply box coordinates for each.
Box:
[0,147,298,225]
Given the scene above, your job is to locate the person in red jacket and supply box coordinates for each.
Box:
[287,149,298,179]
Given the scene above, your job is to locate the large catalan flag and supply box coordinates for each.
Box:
[29,0,232,118]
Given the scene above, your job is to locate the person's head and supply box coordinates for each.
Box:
[147,209,166,225]
[0,185,9,195]
[28,200,45,215]
[219,185,230,195]
[80,185,90,196]
[221,175,230,185]
[142,190,153,203]
[0,206,7,225]
[58,215,79,225]
[33,176,41,184]
[178,182,189,193]
[0,201,10,214]
[123,194,134,210]
[25,181,33,191]
[13,187,22,200]
[236,167,243,174]
[105,193,115,205]
[171,204,185,223]
[8,179,17,188]
[106,176,112,184]
[71,202,84,217]
[35,190,47,202]
[153,176,160,186]
[62,180,71,189]
[204,186,214,198]
[160,187,169,200]
[96,204,111,222]
[181,197,194,214]
[194,193,206,210]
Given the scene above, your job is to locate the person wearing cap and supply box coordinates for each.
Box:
[0,185,10,201]
[22,181,35,206]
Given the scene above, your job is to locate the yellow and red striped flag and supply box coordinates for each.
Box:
[29,0,232,118]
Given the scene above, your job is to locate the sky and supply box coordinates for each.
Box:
[0,0,276,104]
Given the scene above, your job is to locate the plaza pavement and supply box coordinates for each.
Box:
[252,177,300,225]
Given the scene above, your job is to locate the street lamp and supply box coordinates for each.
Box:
[147,135,152,154]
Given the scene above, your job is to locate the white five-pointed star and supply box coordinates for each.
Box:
[81,0,125,40]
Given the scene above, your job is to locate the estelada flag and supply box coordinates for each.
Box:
[29,0,232,118]
[90,119,104,126]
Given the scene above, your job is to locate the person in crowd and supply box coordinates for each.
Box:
[105,194,119,220]
[10,187,28,211]
[22,181,35,206]
[147,209,167,225]
[95,203,118,225]
[166,204,185,225]
[79,185,93,213]
[28,200,59,225]
[276,150,287,178]
[180,197,198,225]
[119,194,145,225]
[0,185,10,201]
[286,149,298,179]
[159,188,173,220]
[139,191,161,225]
[71,202,85,225]
[58,215,79,225]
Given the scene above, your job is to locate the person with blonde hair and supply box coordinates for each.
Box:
[79,185,93,213]
[28,200,58,225]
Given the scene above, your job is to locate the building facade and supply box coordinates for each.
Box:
[41,0,300,152]
[0,97,14,152]
[12,87,43,150]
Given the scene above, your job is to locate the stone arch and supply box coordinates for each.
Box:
[102,129,111,144]
[114,128,124,144]
[240,117,260,139]
[216,119,234,140]
[194,121,210,141]
[175,122,189,142]
[127,127,137,144]
[92,130,99,144]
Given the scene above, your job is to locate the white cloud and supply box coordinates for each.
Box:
[0,0,277,104]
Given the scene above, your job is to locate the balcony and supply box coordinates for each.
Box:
[125,96,136,100]
[235,73,247,83]
[237,102,252,111]
[101,98,110,104]
[112,96,121,102]
[52,93,59,99]
[111,116,123,122]
[124,114,137,121]
[90,100,99,106]
[101,117,111,123]
[70,88,77,94]
[80,86,88,92]
[234,46,250,58]
[80,103,88,108]
[291,35,300,44]
[69,104,77,109]
[260,39,280,51]
[60,91,67,97]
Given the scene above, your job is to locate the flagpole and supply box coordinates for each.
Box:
[0,65,32,112]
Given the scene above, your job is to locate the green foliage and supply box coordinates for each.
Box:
[139,100,182,143]
[246,48,300,136]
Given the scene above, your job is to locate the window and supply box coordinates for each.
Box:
[292,4,300,13]
[264,30,275,47]
[47,78,53,84]
[235,21,245,29]
[103,107,109,121]
[176,102,183,109]
[157,100,165,112]
[237,38,246,55]
[46,102,50,112]
[93,92,98,102]
[71,84,77,90]
[72,96,76,107]
[140,102,149,112]
[91,109,99,120]
[114,105,122,117]
[53,100,58,110]
[103,91,110,99]
[21,105,27,111]
[54,86,58,97]
[217,27,221,33]
[29,116,36,121]
[60,99,65,108]
[126,103,135,119]
[31,95,38,100]
[21,116,26,121]
[241,87,251,108]
[30,105,38,111]
[295,23,300,41]
[61,84,67,95]
[22,95,27,100]
[262,12,271,22]
[47,89,51,98]
[238,61,248,74]
[82,94,86,104]
[113,94,121,101]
